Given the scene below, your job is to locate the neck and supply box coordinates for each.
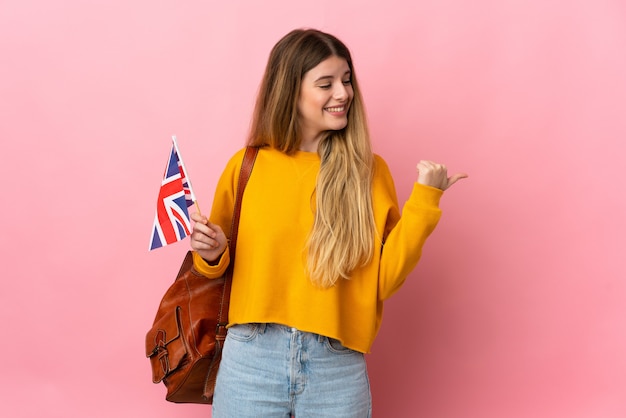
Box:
[298,134,321,152]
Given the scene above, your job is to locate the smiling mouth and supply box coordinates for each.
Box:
[324,106,346,112]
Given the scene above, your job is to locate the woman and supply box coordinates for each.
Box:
[190,28,466,417]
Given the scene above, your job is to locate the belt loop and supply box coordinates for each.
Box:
[258,323,267,334]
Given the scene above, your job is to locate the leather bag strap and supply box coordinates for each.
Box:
[228,146,259,261]
[216,146,259,337]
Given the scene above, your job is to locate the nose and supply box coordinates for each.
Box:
[333,82,349,101]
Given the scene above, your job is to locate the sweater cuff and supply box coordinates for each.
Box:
[192,248,230,278]
[408,182,443,209]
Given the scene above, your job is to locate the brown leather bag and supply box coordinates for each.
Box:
[145,146,259,404]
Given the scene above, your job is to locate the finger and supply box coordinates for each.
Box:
[205,220,223,234]
[191,232,220,250]
[417,161,448,177]
[190,229,210,246]
[203,221,226,246]
[192,220,210,237]
[446,173,469,189]
[190,212,208,224]
[416,160,435,170]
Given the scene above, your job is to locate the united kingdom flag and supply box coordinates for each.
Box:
[149,136,197,250]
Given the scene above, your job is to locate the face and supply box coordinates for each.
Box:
[297,55,354,148]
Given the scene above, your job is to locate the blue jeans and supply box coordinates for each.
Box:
[212,323,372,417]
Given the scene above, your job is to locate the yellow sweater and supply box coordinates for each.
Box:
[193,147,442,353]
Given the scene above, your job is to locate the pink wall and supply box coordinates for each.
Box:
[1,1,625,417]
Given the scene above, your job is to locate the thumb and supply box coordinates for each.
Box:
[446,173,469,190]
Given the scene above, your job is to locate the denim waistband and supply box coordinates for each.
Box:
[234,322,326,343]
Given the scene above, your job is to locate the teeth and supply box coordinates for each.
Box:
[325,106,345,112]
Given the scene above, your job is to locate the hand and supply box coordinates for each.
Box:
[416,160,468,191]
[190,212,227,263]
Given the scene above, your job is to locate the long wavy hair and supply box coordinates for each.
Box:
[248,29,376,287]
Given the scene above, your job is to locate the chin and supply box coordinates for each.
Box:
[328,120,348,132]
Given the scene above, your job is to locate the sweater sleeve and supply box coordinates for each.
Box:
[375,158,443,300]
[192,248,231,278]
[190,148,246,278]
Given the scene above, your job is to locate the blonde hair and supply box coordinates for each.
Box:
[248,29,376,287]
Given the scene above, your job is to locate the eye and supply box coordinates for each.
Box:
[342,79,352,85]
[319,84,331,89]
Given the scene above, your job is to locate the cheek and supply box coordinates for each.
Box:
[300,92,320,112]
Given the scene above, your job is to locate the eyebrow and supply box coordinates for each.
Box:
[314,70,351,83]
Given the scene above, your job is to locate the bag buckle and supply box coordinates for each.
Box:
[151,329,170,376]
[215,322,227,338]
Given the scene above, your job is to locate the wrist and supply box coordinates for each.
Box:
[203,251,224,266]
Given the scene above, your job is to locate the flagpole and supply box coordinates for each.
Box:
[171,135,202,216]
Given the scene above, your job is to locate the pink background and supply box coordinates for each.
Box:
[2,1,625,417]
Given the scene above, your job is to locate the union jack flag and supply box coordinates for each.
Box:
[149,136,197,250]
